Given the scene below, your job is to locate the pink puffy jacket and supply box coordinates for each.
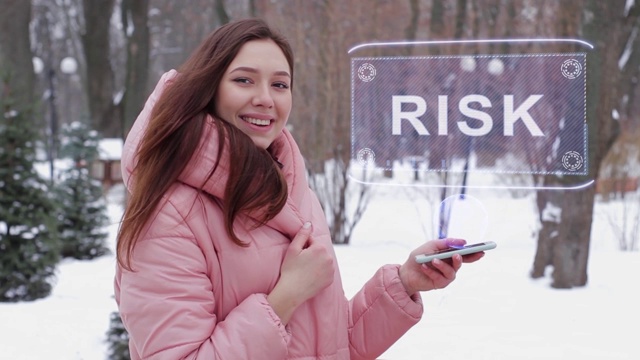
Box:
[114,70,423,359]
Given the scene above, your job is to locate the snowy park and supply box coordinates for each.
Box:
[1,1,639,359]
[1,170,638,359]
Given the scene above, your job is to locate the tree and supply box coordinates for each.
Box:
[106,311,130,360]
[0,86,60,302]
[121,0,150,139]
[215,0,230,24]
[55,121,110,260]
[81,0,119,137]
[0,0,34,121]
[531,0,640,288]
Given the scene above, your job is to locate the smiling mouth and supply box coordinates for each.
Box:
[241,116,271,126]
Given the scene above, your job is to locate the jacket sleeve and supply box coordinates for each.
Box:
[115,203,291,359]
[347,264,424,360]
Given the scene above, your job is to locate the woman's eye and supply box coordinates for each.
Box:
[273,82,290,89]
[233,78,252,84]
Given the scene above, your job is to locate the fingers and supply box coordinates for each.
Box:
[452,254,463,272]
[431,239,453,250]
[290,222,313,251]
[421,258,457,286]
[412,239,488,293]
[431,258,457,280]
[462,252,485,263]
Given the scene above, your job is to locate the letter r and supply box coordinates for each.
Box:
[392,95,429,135]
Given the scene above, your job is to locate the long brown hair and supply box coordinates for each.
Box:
[117,18,294,270]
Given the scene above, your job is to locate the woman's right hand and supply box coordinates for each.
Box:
[267,222,335,325]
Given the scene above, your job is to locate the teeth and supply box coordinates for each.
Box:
[242,116,270,126]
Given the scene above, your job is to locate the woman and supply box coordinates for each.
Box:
[115,18,484,360]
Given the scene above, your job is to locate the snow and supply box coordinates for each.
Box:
[33,159,75,180]
[618,27,637,70]
[625,0,636,17]
[32,57,45,75]
[541,201,562,223]
[113,90,124,105]
[0,180,638,359]
[98,138,123,161]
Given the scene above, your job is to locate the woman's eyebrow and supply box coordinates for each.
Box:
[273,70,291,78]
[230,66,291,78]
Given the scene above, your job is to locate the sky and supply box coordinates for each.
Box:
[0,171,638,360]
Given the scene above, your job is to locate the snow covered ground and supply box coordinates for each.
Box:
[1,179,638,359]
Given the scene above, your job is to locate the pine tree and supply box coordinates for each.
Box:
[0,89,60,302]
[106,311,131,360]
[55,121,110,260]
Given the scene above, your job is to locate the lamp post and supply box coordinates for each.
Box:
[459,57,476,197]
[439,57,504,239]
[459,57,504,197]
[439,57,477,238]
[47,66,58,178]
[42,56,78,183]
[34,56,59,183]
[59,56,78,124]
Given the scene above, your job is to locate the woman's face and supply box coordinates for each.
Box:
[216,39,292,149]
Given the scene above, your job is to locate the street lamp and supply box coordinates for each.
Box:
[438,57,477,239]
[59,56,78,127]
[60,57,78,74]
[34,55,78,183]
[33,56,58,182]
[459,57,477,197]
[440,57,503,239]
[487,57,505,76]
[459,57,504,196]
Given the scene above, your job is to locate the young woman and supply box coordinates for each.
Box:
[115,18,484,360]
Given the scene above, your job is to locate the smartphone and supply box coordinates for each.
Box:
[415,241,497,264]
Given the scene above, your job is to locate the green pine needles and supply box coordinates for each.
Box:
[0,93,60,302]
[106,311,131,360]
[55,121,110,260]
[1,84,110,302]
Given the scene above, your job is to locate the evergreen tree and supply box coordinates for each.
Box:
[55,121,110,260]
[0,89,60,302]
[106,311,130,360]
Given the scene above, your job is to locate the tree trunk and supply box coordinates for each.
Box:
[0,0,34,117]
[429,0,445,40]
[531,0,585,288]
[215,0,230,24]
[82,0,118,137]
[121,0,150,139]
[404,0,420,47]
[552,186,596,287]
[530,184,560,278]
[453,0,468,39]
[249,0,257,17]
[532,0,640,288]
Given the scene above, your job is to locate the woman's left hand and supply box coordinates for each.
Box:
[399,238,484,296]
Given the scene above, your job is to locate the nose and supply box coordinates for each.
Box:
[252,84,274,108]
